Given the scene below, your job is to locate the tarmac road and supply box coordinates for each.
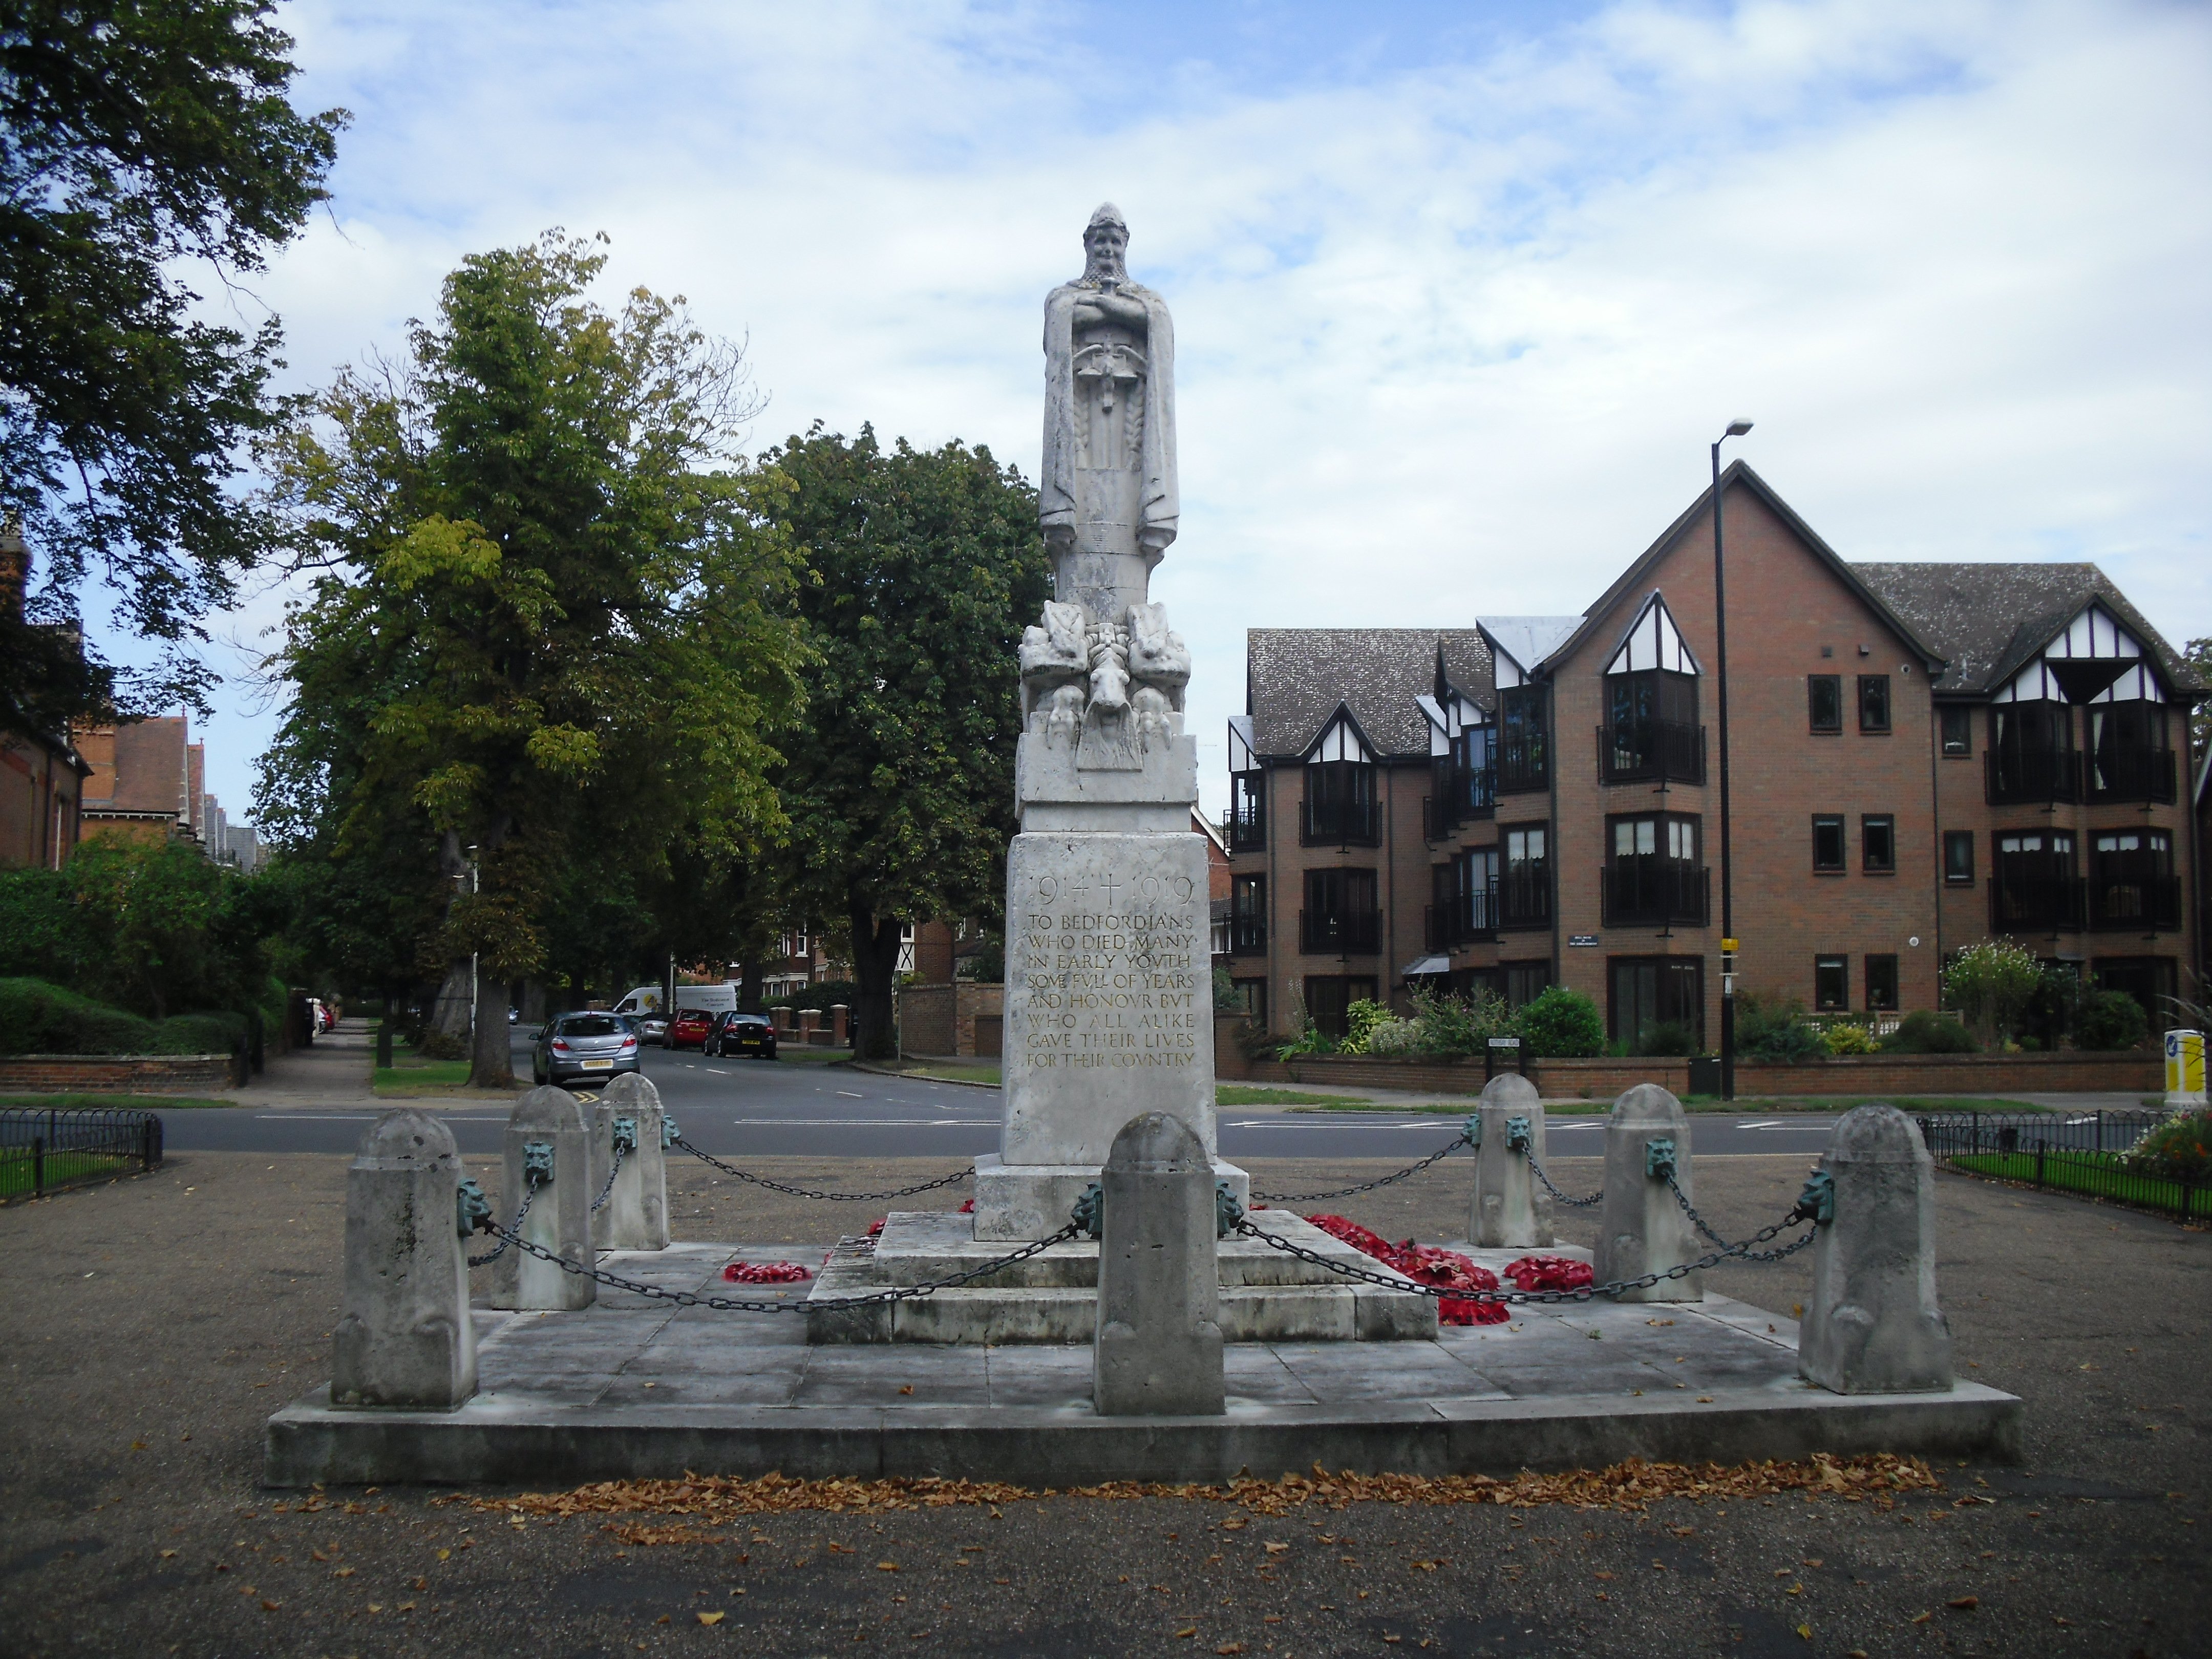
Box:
[154,1032,1857,1160]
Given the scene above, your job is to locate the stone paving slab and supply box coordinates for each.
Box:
[265,1239,2022,1486]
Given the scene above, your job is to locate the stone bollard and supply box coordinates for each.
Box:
[591,1073,670,1252]
[490,1086,597,1311]
[1094,1112,1226,1416]
[1593,1083,1701,1304]
[332,1109,477,1409]
[831,1004,850,1048]
[1469,1072,1554,1249]
[1798,1104,1953,1394]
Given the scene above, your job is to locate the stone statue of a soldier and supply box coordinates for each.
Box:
[1039,202,1179,626]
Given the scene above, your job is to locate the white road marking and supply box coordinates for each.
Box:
[836,1090,866,1099]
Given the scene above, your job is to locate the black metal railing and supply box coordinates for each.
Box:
[1598,719,1706,785]
[1600,859,1710,927]
[1498,867,1552,930]
[1427,761,1497,832]
[2083,746,2177,804]
[1497,739,1547,795]
[2086,875,2182,932]
[1424,884,1500,950]
[1985,747,2078,805]
[1227,799,1266,853]
[1917,1110,2202,1223]
[0,1107,164,1200]
[1300,908,1381,955]
[1989,876,2083,933]
[1226,914,1268,955]
[1301,798,1379,847]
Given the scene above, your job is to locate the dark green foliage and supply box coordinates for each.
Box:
[0,977,245,1056]
[1,0,344,718]
[768,980,860,1013]
[763,425,1051,1059]
[2071,989,2149,1052]
[1212,967,1241,1012]
[1736,991,1823,1063]
[2019,963,2085,1052]
[1516,986,1604,1058]
[1635,1018,1699,1058]
[1880,1008,1977,1054]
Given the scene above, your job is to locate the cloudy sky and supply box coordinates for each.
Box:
[137,0,2210,822]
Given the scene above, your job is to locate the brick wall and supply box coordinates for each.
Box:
[898,984,1003,1057]
[0,1054,237,1092]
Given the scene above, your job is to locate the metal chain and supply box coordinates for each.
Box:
[1233,1201,1817,1304]
[1251,1130,1471,1204]
[672,1136,973,1202]
[474,1220,1082,1312]
[1525,1152,1604,1208]
[590,1143,627,1214]
[466,1183,535,1268]
[1663,1172,1813,1258]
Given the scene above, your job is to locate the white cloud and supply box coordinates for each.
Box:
[162,0,2209,823]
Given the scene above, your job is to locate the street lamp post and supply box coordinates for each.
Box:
[1711,420,1752,1101]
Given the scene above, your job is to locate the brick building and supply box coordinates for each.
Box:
[1224,462,2203,1044]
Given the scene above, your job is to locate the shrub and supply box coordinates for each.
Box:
[1823,1021,1878,1055]
[1942,941,2043,1050]
[1635,1019,1699,1058]
[1363,1017,1424,1056]
[1405,986,1512,1058]
[1516,986,1604,1058]
[1736,992,1822,1063]
[1213,967,1243,1013]
[769,980,859,1012]
[2129,1110,2211,1182]
[1340,998,1399,1054]
[2071,989,2149,1052]
[0,978,247,1056]
[1880,1008,1977,1054]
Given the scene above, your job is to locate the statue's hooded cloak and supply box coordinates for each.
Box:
[1040,204,1178,562]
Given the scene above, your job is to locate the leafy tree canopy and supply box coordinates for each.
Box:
[763,425,1049,1057]
[0,0,345,722]
[257,231,808,1080]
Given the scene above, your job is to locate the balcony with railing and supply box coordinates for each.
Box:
[2087,875,2182,932]
[2083,745,2177,805]
[1496,737,1547,796]
[1423,884,1499,950]
[1226,914,1268,954]
[1300,907,1381,955]
[1599,859,1710,928]
[1227,798,1266,853]
[1989,876,2083,934]
[1301,796,1379,846]
[1985,746,2078,806]
[1498,867,1551,931]
[1597,719,1706,786]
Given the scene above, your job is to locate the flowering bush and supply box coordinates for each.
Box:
[1501,1255,1593,1293]
[2128,1110,2211,1182]
[1304,1214,1507,1324]
[722,1260,812,1283]
[1942,941,2043,1050]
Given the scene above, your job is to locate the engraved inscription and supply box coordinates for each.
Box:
[1015,866,1201,1071]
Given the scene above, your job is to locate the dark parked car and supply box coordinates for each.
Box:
[531,1012,640,1087]
[667,1007,716,1050]
[706,1011,777,1059]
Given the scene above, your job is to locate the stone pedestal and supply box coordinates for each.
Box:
[1469,1073,1554,1249]
[1095,1113,1226,1415]
[331,1110,476,1410]
[591,1074,670,1252]
[977,820,1245,1239]
[1593,1084,1701,1304]
[490,1086,597,1311]
[1799,1104,1954,1395]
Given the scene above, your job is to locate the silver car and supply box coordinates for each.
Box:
[531,1012,640,1087]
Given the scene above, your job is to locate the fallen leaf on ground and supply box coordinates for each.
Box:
[877,1562,899,1572]
[698,1611,725,1625]
[1264,1542,1288,1555]
[1948,1596,1979,1610]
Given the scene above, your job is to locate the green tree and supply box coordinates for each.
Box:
[1,0,344,720]
[764,426,1050,1058]
[1941,941,2042,1051]
[259,232,808,1085]
[2184,637,2209,766]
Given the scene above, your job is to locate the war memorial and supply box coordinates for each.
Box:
[265,209,2020,1488]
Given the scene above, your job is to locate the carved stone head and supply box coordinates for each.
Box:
[1082,203,1130,286]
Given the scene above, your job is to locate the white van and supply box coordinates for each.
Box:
[612,986,665,1017]
[669,983,739,1019]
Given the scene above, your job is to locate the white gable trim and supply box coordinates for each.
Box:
[1603,593,1701,677]
[1307,709,1374,764]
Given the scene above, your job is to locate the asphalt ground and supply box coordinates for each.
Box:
[2,1145,2205,1658]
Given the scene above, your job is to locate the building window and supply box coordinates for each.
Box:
[1228,874,1266,954]
[2089,829,2178,931]
[1430,847,1498,949]
[1814,955,1849,1011]
[1229,979,1268,1029]
[2084,701,2176,803]
[1603,813,1706,926]
[1858,675,1891,733]
[1861,814,1896,874]
[1497,685,1549,793]
[1302,748,1378,845]
[1302,975,1378,1041]
[1608,956,1705,1051]
[1865,954,1899,1012]
[1228,769,1266,852]
[1989,701,2076,804]
[1808,675,1842,734]
[1943,831,1974,885]
[1812,815,1845,871]
[1500,824,1551,929]
[1601,668,1703,784]
[1502,961,1553,1008]
[1939,705,1972,756]
[1991,831,2079,932]
[1301,867,1379,955]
